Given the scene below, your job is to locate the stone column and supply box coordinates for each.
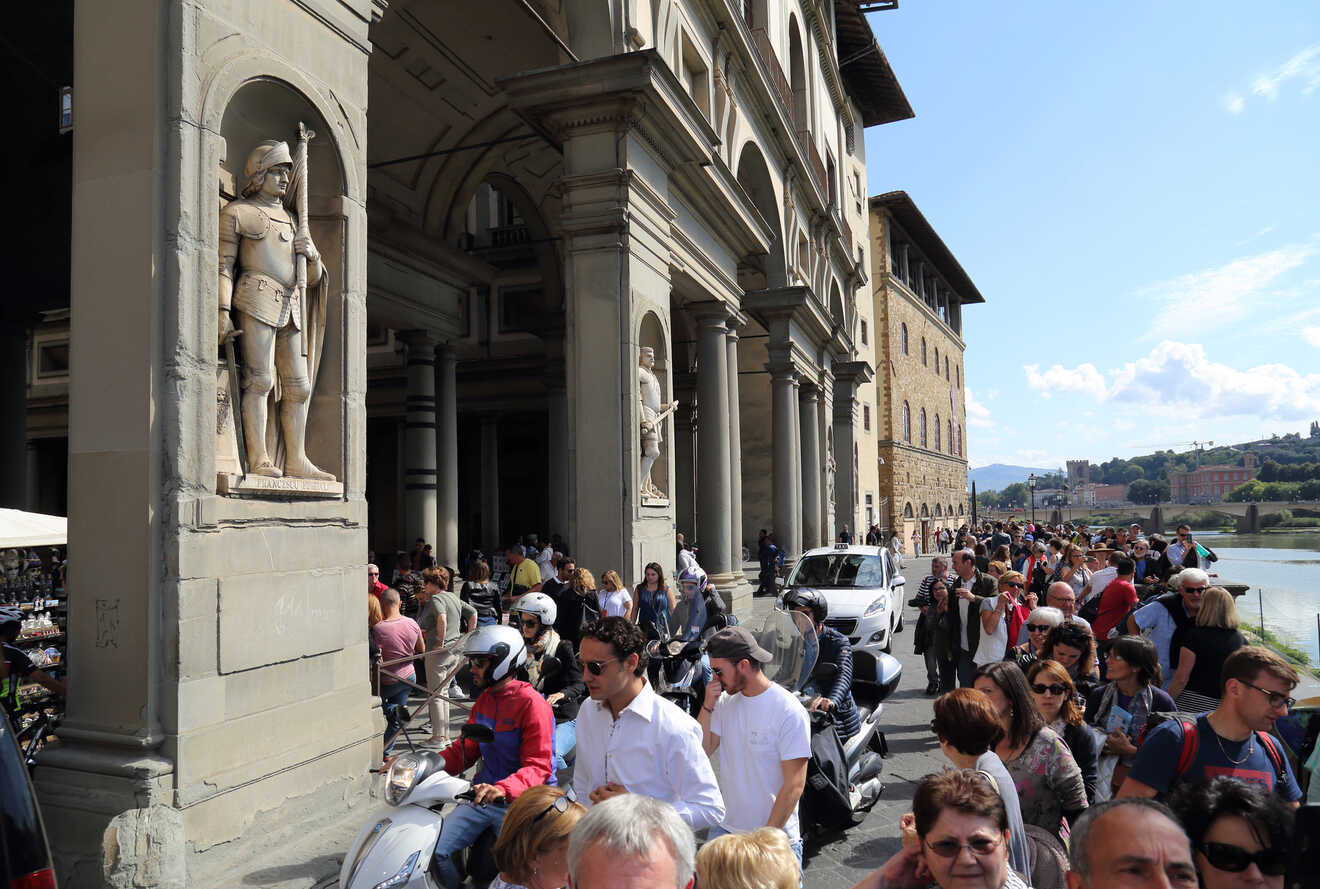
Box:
[0,322,26,509]
[791,382,804,557]
[695,312,733,581]
[435,343,459,568]
[726,328,744,567]
[401,332,438,550]
[818,375,835,542]
[831,361,873,541]
[800,383,822,551]
[771,362,802,562]
[480,416,501,550]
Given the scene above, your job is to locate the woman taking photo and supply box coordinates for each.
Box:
[1084,635,1172,796]
[1038,622,1100,702]
[1168,586,1246,713]
[489,784,586,889]
[973,661,1088,845]
[629,561,675,639]
[1009,606,1064,671]
[1168,777,1293,889]
[849,770,1029,889]
[1026,659,1099,804]
[1052,544,1091,596]
[512,593,584,773]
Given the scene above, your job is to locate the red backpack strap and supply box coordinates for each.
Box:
[1174,719,1199,779]
[1255,731,1285,781]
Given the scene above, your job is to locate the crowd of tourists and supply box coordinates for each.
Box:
[355,521,1311,889]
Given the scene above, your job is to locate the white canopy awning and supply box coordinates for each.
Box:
[0,509,67,549]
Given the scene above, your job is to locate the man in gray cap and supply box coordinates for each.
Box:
[698,626,811,867]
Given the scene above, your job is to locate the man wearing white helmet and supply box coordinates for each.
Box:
[431,624,555,889]
[513,593,585,772]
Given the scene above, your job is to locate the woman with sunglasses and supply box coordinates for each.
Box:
[490,784,586,889]
[1038,622,1100,703]
[1026,659,1099,804]
[973,661,1088,846]
[513,593,585,773]
[1084,635,1172,796]
[1009,606,1063,672]
[1169,777,1293,889]
[849,769,1029,889]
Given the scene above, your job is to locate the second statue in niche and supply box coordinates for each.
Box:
[638,345,677,502]
[218,125,335,483]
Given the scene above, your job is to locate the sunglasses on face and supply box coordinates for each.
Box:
[1198,842,1287,876]
[519,618,540,629]
[1031,683,1067,696]
[1026,624,1051,633]
[583,657,618,676]
[1003,582,1024,590]
[530,794,572,826]
[1183,586,1207,594]
[925,836,1002,857]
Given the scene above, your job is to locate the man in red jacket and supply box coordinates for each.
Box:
[1093,556,1138,642]
[432,625,554,889]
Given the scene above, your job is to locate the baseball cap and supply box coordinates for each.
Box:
[706,626,772,664]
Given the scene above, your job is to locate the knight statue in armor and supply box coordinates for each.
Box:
[638,346,677,500]
[218,137,334,481]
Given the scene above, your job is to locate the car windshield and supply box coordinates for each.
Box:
[787,553,886,589]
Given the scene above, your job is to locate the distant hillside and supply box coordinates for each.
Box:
[969,464,1057,492]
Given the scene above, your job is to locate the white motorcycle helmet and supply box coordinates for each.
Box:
[462,624,527,683]
[513,593,557,630]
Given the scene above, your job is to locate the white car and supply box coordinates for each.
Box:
[779,543,906,679]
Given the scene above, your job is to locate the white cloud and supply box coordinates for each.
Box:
[1023,362,1105,397]
[1137,243,1316,336]
[965,387,995,429]
[1303,326,1320,347]
[1022,340,1320,423]
[1224,44,1320,112]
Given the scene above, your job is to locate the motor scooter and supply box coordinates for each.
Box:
[340,723,498,889]
[645,598,726,715]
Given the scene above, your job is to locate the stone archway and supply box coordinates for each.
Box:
[735,142,786,289]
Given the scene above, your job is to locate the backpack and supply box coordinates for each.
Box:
[1148,715,1286,792]
[800,710,855,835]
[1078,593,1102,627]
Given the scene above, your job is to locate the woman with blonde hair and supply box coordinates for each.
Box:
[696,827,800,889]
[596,569,631,618]
[490,784,585,889]
[1169,586,1246,712]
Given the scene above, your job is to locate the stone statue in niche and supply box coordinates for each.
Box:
[217,127,336,489]
[638,346,677,501]
[826,431,836,508]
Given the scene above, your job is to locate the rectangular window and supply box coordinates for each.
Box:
[860,319,868,345]
[36,339,70,379]
[680,33,711,120]
[863,405,871,432]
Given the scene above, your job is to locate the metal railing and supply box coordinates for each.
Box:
[797,129,827,196]
[751,28,794,123]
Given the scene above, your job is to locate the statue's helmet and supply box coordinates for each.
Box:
[241,140,293,197]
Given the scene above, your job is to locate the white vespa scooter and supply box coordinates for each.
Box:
[340,722,493,889]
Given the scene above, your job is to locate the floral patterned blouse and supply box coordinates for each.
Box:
[1004,725,1088,843]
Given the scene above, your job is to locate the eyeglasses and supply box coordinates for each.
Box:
[1026,624,1051,633]
[1182,586,1207,594]
[530,794,572,827]
[925,836,1002,858]
[1198,842,1288,876]
[1031,683,1068,696]
[583,657,618,676]
[1238,680,1295,711]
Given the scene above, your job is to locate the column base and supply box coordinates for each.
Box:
[709,571,755,622]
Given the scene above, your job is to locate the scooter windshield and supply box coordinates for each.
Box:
[668,594,707,642]
[757,608,817,692]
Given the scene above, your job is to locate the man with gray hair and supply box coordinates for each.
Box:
[1064,798,1197,889]
[568,794,695,889]
[1125,567,1207,689]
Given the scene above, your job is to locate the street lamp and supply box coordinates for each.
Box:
[1028,473,1037,526]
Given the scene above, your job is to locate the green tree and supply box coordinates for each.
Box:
[1000,482,1029,509]
[1128,478,1169,504]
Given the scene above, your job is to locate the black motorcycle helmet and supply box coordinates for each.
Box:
[783,588,828,625]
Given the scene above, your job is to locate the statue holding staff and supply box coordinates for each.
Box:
[217,126,334,481]
[639,346,677,499]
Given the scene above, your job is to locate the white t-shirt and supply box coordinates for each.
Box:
[973,597,1008,666]
[957,577,975,651]
[710,681,812,842]
[598,588,631,618]
[1082,566,1116,604]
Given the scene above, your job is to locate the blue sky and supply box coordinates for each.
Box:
[862,1,1320,471]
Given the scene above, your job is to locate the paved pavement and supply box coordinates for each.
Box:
[226,556,947,888]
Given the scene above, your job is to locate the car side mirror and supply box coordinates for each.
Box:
[891,575,906,588]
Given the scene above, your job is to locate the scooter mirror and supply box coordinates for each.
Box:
[813,660,839,680]
[540,655,562,677]
[461,724,495,744]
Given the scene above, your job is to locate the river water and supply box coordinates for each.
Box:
[1197,531,1320,666]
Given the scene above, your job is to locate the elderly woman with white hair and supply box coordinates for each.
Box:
[1009,606,1064,671]
[567,794,695,889]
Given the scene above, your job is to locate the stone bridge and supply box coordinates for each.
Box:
[982,501,1320,534]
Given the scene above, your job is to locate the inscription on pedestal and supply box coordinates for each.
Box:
[217,473,344,498]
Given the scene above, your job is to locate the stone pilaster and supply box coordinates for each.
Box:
[435,343,459,568]
[726,328,745,566]
[770,359,802,563]
[800,382,822,551]
[401,331,438,549]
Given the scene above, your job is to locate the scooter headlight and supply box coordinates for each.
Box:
[385,753,421,805]
[863,593,890,617]
[373,850,420,889]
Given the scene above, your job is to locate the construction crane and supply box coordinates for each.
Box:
[1134,440,1216,469]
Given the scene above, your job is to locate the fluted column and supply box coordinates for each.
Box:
[726,329,744,567]
[435,343,459,568]
[800,383,822,551]
[771,362,802,561]
[480,415,500,551]
[401,331,438,550]
[696,313,733,579]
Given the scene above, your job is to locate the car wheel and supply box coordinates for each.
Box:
[895,612,904,634]
[882,617,893,653]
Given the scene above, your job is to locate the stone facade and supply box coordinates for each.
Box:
[866,192,978,551]
[9,1,917,885]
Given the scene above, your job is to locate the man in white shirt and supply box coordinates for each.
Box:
[573,616,724,832]
[698,627,811,866]
[1079,550,1120,605]
[535,542,555,582]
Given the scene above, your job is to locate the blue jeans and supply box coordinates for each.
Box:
[432,800,508,889]
[707,826,803,879]
[380,680,412,757]
[476,615,496,627]
[553,719,576,772]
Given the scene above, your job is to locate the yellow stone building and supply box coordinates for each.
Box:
[866,192,981,551]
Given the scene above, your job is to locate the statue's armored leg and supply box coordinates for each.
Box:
[239,320,282,477]
[277,329,334,481]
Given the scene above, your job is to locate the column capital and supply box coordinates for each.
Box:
[687,299,740,330]
[799,382,820,402]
